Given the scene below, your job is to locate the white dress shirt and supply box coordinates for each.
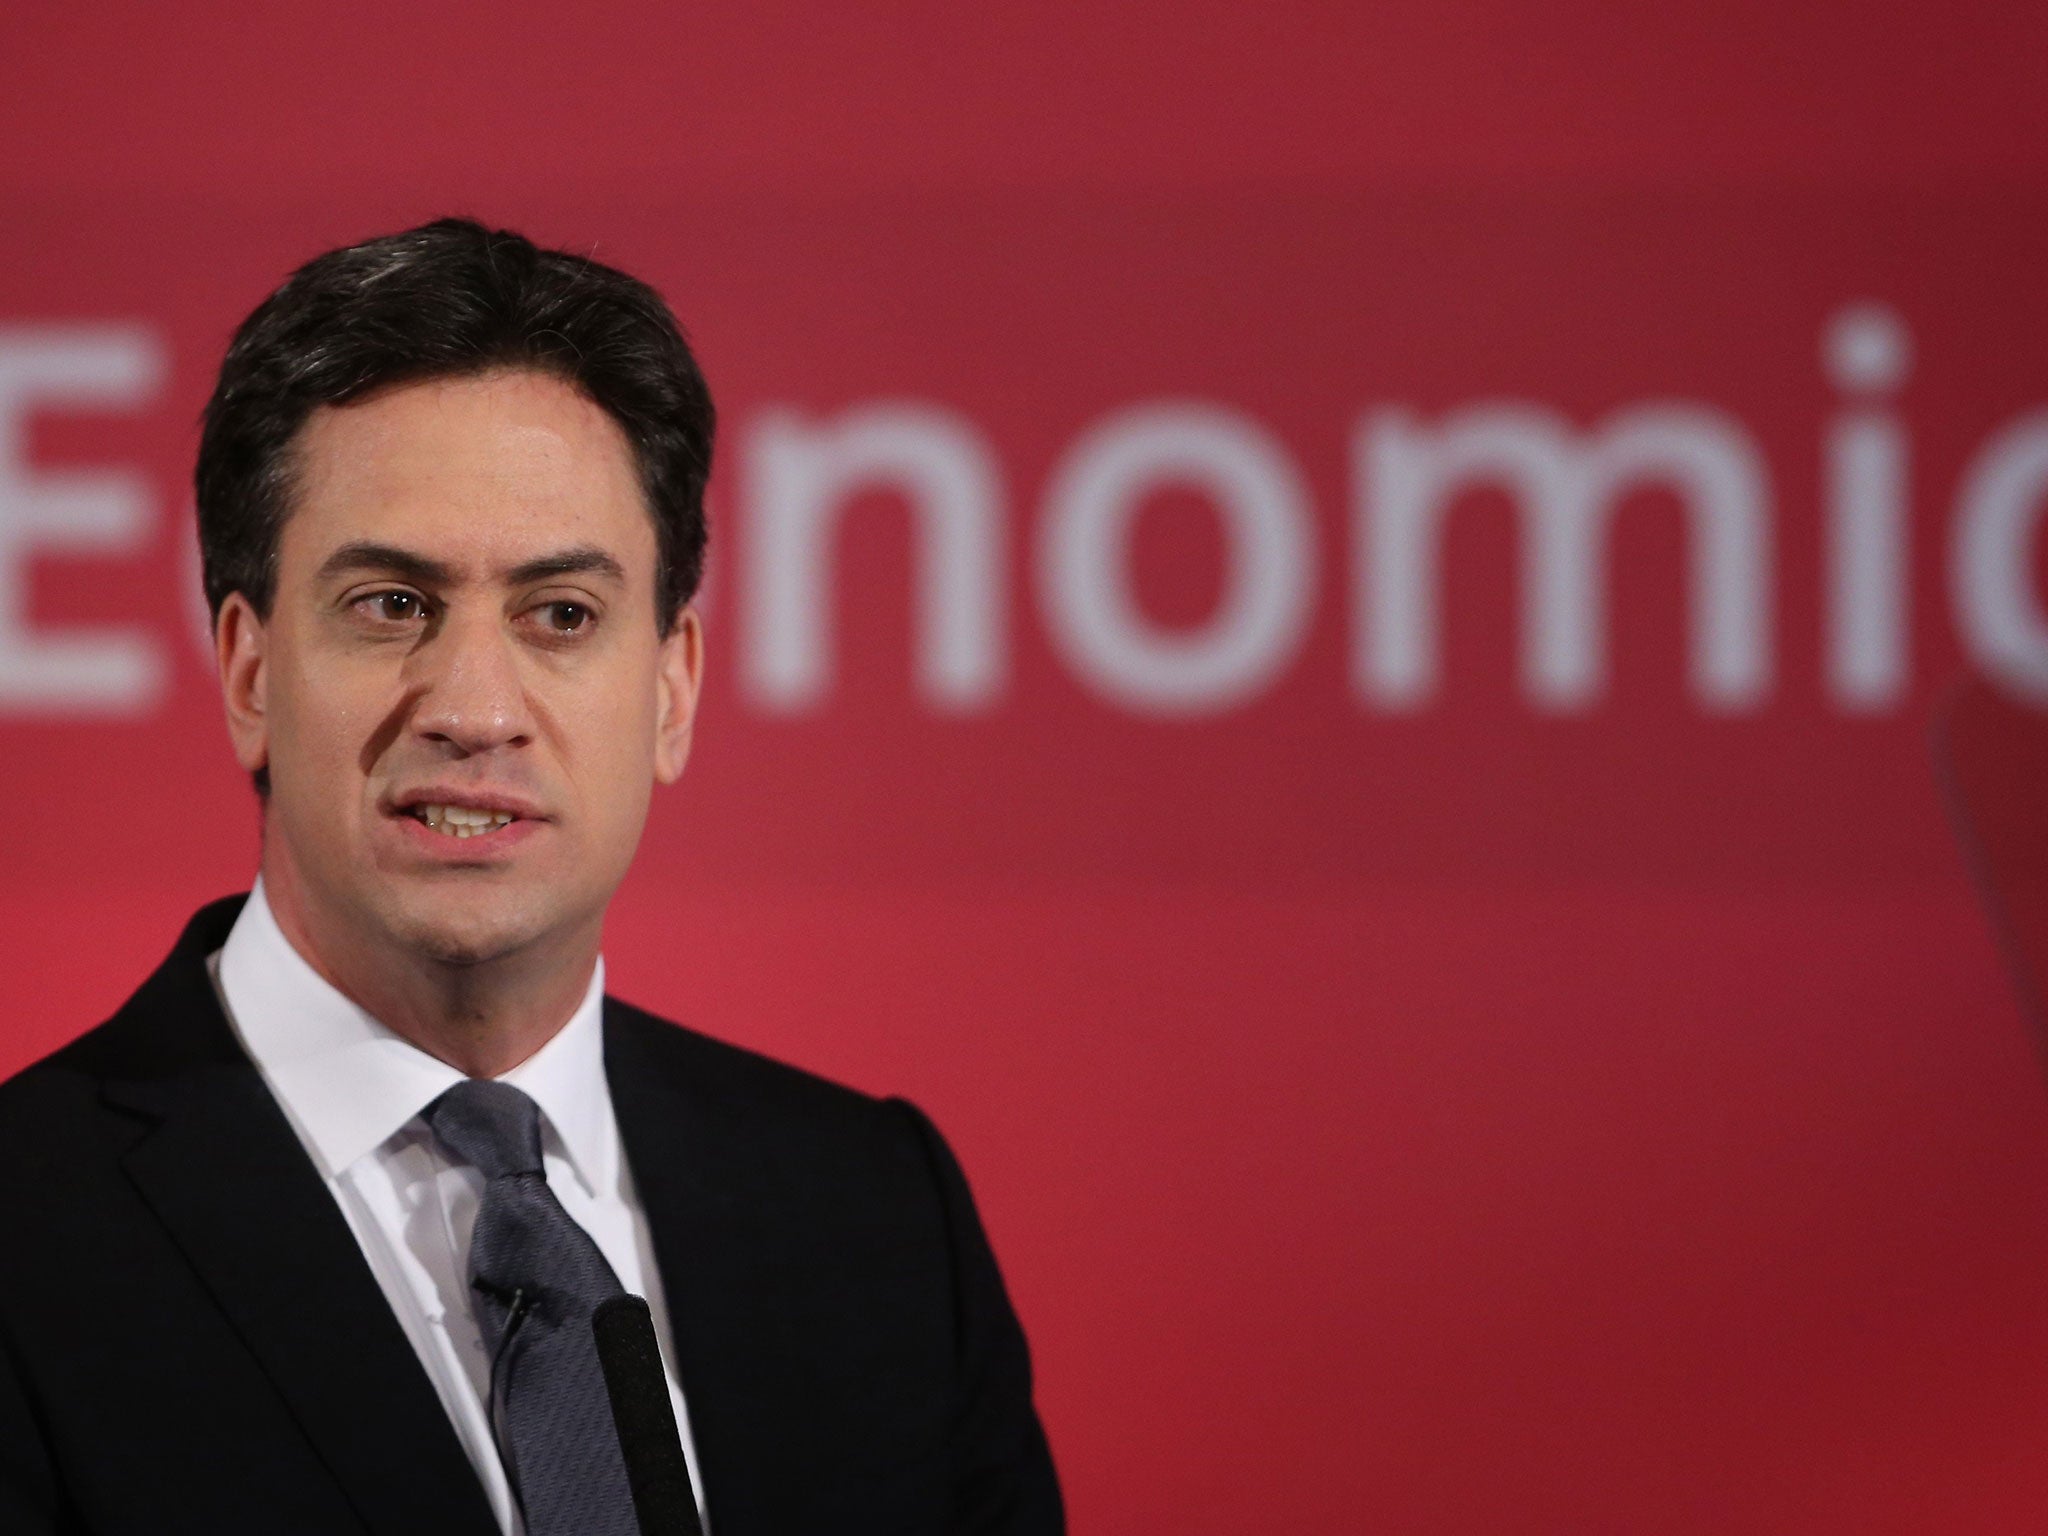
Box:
[208,879,707,1535]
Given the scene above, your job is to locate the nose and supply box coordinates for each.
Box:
[405,608,536,757]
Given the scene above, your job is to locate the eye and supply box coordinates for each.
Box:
[538,600,594,635]
[360,590,427,622]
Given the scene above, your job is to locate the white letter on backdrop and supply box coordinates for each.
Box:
[0,327,166,715]
[742,404,1005,712]
[1038,402,1315,714]
[1823,303,1913,710]
[1355,403,1772,712]
[1953,409,2048,703]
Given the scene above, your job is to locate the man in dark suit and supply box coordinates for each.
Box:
[0,220,1061,1535]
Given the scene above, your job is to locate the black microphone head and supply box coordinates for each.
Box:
[592,1294,661,1374]
[592,1294,703,1536]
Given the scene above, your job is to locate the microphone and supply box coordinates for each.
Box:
[592,1294,705,1536]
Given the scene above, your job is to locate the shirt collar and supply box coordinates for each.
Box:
[215,879,613,1195]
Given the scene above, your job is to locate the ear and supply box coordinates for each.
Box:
[215,591,271,777]
[652,607,704,785]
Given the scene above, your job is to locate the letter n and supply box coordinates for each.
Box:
[741,405,1006,712]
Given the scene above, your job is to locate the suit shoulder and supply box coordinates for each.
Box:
[0,1014,169,1239]
[604,994,901,1124]
[0,1012,127,1135]
[601,995,945,1193]
[0,959,244,1142]
[0,891,247,1120]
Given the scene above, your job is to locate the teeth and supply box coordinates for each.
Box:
[413,804,517,837]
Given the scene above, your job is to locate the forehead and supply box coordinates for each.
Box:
[282,369,653,570]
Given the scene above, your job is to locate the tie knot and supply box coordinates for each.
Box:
[424,1078,545,1180]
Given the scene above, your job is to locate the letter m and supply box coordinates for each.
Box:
[1354,404,1772,712]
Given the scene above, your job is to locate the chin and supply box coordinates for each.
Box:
[383,890,557,970]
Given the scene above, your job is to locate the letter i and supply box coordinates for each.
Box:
[1823,304,1912,709]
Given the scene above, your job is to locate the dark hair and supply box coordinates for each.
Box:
[195,217,714,636]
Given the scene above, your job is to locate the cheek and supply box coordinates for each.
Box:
[561,672,660,834]
[268,655,385,798]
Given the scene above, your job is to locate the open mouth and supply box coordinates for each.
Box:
[408,804,518,839]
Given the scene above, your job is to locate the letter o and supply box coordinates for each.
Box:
[1038,403,1315,713]
[1953,409,2048,703]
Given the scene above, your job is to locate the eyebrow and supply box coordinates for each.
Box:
[504,546,627,586]
[315,541,627,589]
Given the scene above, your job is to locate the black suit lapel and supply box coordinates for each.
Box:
[100,899,498,1536]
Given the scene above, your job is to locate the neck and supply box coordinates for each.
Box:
[258,859,598,1079]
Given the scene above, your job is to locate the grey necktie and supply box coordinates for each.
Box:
[425,1079,641,1536]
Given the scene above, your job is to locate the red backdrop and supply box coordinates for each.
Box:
[6,5,2048,1530]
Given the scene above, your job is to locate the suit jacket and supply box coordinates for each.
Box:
[0,896,1062,1535]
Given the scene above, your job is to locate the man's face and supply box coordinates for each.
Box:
[215,369,701,973]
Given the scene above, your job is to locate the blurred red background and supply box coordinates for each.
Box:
[5,4,2048,1529]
